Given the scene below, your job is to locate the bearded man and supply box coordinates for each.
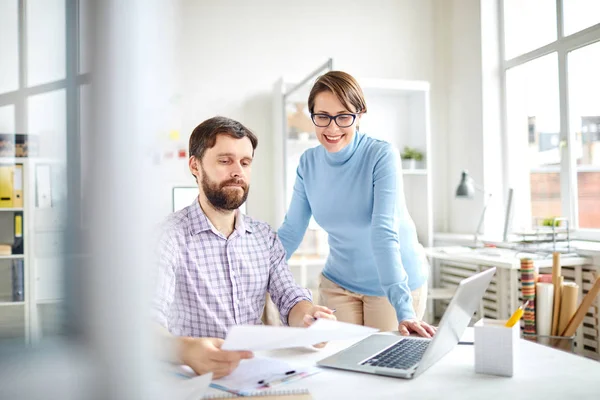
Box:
[153,116,335,378]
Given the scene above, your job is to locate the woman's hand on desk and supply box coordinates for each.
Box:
[398,319,437,338]
[178,337,254,379]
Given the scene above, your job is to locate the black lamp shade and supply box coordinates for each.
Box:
[456,170,475,198]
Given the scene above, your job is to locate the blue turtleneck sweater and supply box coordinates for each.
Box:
[278,132,428,322]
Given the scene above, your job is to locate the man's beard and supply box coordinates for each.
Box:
[201,168,249,211]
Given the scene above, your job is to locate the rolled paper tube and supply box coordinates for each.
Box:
[558,282,579,337]
[536,282,554,337]
[561,277,600,337]
[551,253,562,336]
[523,303,536,335]
[521,259,536,298]
[521,258,536,334]
[538,274,553,284]
[521,264,536,299]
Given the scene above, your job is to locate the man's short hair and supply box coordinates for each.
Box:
[189,116,258,162]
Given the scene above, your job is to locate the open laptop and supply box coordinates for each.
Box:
[317,267,496,379]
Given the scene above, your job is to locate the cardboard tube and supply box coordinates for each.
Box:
[561,276,600,337]
[558,282,579,337]
[536,282,554,337]
[520,258,536,334]
[551,253,562,336]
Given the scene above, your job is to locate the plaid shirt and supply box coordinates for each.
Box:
[153,199,312,339]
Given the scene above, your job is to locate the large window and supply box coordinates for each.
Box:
[501,0,600,237]
[569,41,600,229]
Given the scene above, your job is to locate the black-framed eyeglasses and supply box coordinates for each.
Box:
[311,113,358,128]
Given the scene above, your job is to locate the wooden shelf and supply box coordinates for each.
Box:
[37,299,63,305]
[0,301,25,307]
[0,255,25,260]
[0,157,26,164]
[0,157,65,164]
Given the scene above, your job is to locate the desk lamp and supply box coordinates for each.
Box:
[455,170,492,247]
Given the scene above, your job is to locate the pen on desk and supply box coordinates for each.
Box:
[311,308,336,321]
[505,300,530,328]
[263,371,303,388]
[257,370,296,385]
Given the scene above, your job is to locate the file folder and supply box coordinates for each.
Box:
[12,259,24,302]
[13,164,23,208]
[12,212,23,254]
[0,165,14,207]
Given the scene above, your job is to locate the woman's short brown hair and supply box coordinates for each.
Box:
[307,71,367,115]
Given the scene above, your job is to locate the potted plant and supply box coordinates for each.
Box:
[541,217,562,228]
[400,146,424,170]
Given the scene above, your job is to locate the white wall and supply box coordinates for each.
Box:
[443,0,485,234]
[439,0,505,236]
[166,0,450,229]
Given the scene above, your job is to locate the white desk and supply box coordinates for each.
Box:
[205,330,600,399]
[425,247,591,270]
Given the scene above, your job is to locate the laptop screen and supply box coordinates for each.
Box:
[415,268,496,375]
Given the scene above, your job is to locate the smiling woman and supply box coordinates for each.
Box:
[278,71,435,338]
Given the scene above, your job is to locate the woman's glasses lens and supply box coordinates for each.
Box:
[311,114,356,128]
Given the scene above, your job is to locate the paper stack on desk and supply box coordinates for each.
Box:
[222,318,378,351]
[210,356,319,396]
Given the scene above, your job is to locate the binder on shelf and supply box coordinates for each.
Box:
[0,165,14,207]
[12,212,23,255]
[12,259,24,302]
[13,164,23,208]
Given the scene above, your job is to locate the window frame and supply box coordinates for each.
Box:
[499,0,600,241]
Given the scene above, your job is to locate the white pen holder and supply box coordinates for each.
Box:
[474,318,520,377]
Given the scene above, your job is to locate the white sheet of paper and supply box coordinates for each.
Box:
[211,357,308,394]
[222,318,378,351]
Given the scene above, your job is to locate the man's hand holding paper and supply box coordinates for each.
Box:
[301,305,337,348]
[222,319,379,352]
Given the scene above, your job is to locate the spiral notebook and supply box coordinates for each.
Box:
[208,357,320,395]
[203,388,312,399]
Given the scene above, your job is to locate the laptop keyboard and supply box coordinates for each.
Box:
[360,339,430,370]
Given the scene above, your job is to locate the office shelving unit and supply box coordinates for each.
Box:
[0,158,28,343]
[0,157,65,344]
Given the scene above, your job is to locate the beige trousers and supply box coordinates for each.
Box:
[318,274,427,331]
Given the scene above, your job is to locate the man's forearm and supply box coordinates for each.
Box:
[288,300,313,327]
